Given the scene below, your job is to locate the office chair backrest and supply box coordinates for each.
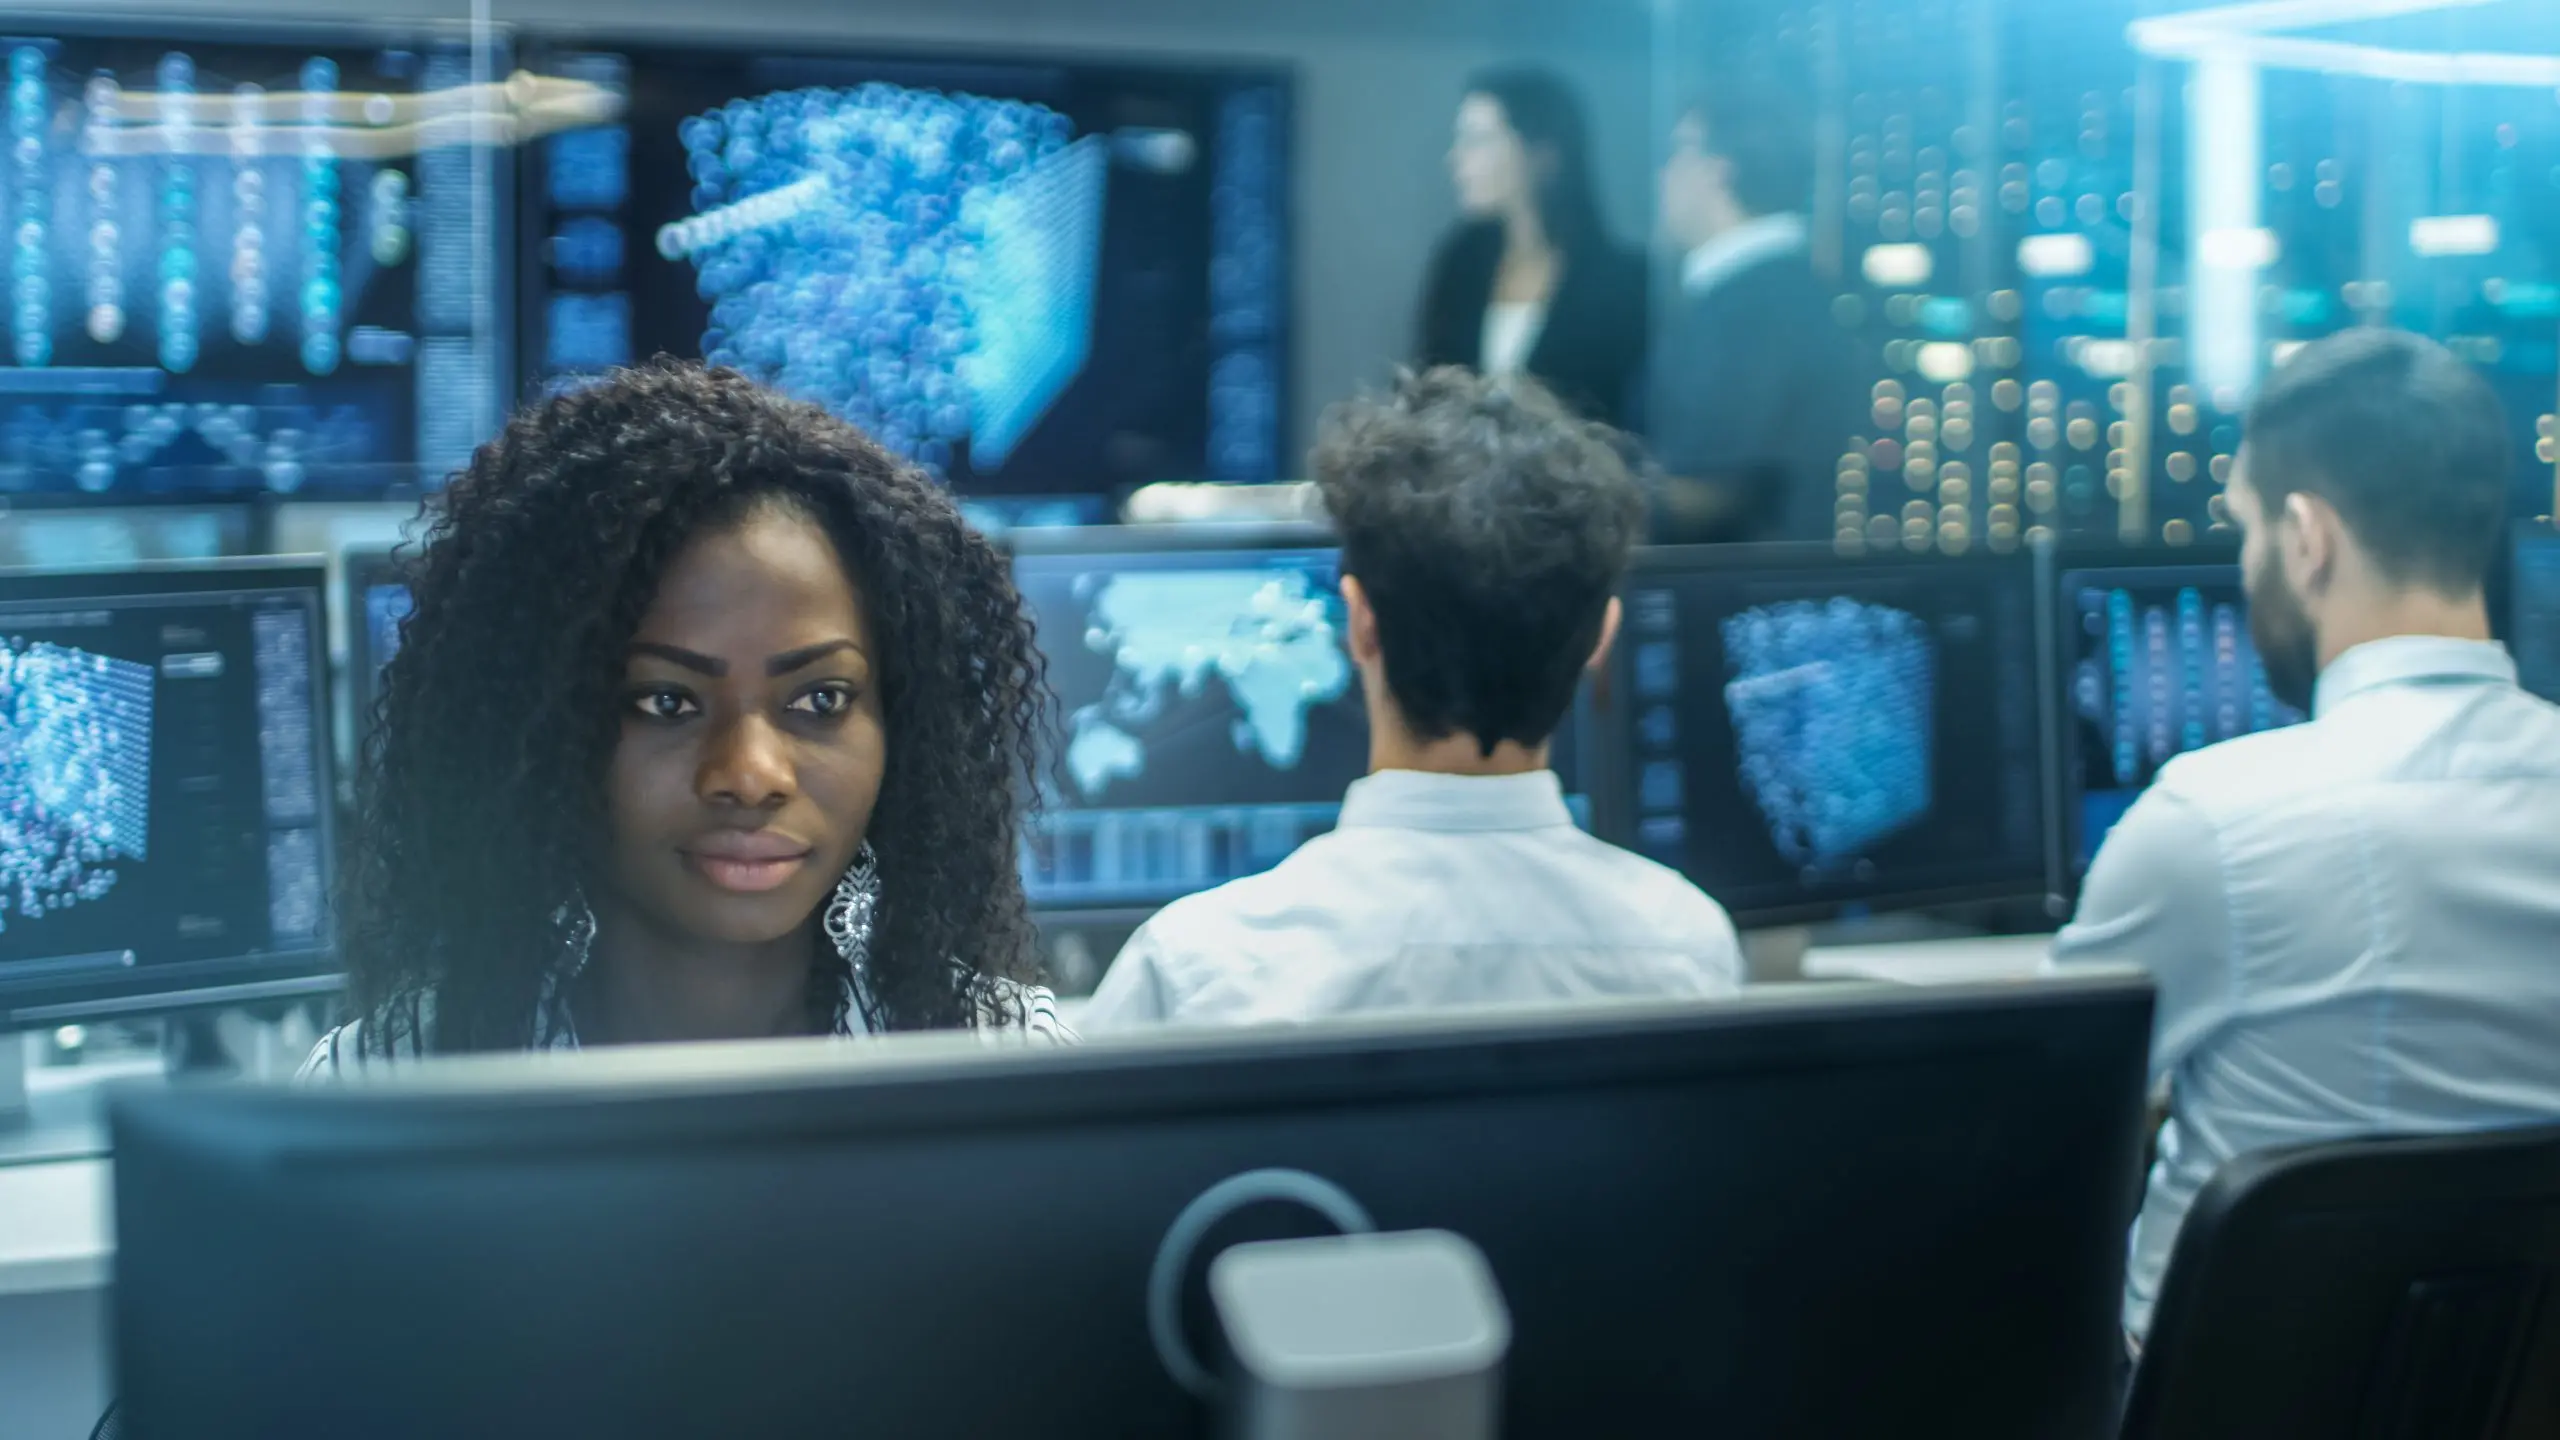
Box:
[2122,1123,2560,1440]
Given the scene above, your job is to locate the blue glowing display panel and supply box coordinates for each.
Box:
[522,43,1291,504]
[0,561,336,1021]
[2055,552,2303,874]
[340,543,409,746]
[0,27,509,504]
[1610,545,2045,925]
[2514,523,2560,704]
[1010,530,1587,912]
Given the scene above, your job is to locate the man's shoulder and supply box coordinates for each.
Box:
[1544,829,1743,938]
[2148,723,2330,811]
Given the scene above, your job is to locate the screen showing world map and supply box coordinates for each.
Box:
[1011,543,1369,910]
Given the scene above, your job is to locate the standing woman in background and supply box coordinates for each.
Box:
[1418,68,1648,423]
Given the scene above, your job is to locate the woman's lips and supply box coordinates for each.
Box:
[685,853,810,894]
[682,834,814,894]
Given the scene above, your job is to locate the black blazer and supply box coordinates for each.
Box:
[1644,249,1863,544]
[1417,220,1649,423]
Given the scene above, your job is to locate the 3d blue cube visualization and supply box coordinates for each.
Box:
[0,639,155,930]
[659,83,1106,474]
[1720,598,1933,871]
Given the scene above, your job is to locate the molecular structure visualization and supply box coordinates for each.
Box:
[659,83,1107,474]
[1721,598,1935,872]
[0,638,155,932]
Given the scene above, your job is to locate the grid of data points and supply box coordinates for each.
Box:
[1721,598,1935,869]
[666,83,1105,476]
[0,638,156,930]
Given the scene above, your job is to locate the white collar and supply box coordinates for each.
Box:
[2312,635,2517,719]
[1681,213,1809,298]
[1336,768,1576,833]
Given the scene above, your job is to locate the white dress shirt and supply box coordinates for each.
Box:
[2050,636,2560,1338]
[1082,768,1743,1030]
[1680,212,1809,299]
[1479,300,1548,379]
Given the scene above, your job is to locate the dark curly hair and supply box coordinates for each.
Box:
[1314,366,1643,756]
[344,362,1047,1053]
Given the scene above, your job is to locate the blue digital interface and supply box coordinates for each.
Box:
[1012,542,1586,910]
[0,30,507,502]
[2059,560,2303,870]
[524,44,1290,502]
[0,570,332,997]
[1617,552,2044,923]
[2514,526,2560,704]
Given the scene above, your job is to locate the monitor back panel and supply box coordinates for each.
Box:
[114,978,2153,1440]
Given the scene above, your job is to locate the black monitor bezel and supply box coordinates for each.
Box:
[1599,541,2050,929]
[0,556,343,1028]
[2038,537,2251,911]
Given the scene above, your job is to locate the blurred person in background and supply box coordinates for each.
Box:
[1648,80,1860,543]
[1082,369,1741,1031]
[1417,67,1649,423]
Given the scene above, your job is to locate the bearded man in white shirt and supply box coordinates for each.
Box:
[1083,367,1744,1030]
[2051,327,2560,1344]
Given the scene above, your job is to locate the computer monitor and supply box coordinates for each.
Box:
[1600,544,2046,927]
[1009,525,1591,914]
[0,559,337,1027]
[113,973,2154,1439]
[0,23,509,504]
[2048,544,2303,893]
[2513,522,2560,704]
[339,543,410,739]
[517,39,1291,501]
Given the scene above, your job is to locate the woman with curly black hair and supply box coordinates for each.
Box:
[302,362,1068,1071]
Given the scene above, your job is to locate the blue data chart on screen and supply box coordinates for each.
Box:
[2060,562,2302,870]
[2515,528,2560,704]
[524,44,1290,501]
[0,576,332,993]
[0,31,507,501]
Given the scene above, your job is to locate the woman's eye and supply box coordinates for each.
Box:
[790,684,856,718]
[631,689,698,721]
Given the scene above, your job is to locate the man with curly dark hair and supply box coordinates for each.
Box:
[1084,367,1741,1029]
[302,362,1068,1071]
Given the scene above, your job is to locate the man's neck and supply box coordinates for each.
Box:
[582,905,819,1047]
[1370,723,1550,778]
[2317,588,2494,671]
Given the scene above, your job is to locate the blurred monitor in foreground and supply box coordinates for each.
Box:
[113,973,2153,1438]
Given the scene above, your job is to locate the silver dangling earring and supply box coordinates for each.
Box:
[552,890,598,979]
[823,842,880,977]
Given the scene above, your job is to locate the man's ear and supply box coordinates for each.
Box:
[1586,595,1624,674]
[2283,489,2340,595]
[1342,574,1383,666]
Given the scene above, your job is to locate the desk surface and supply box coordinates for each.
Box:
[0,1157,111,1298]
[1801,933,2054,985]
